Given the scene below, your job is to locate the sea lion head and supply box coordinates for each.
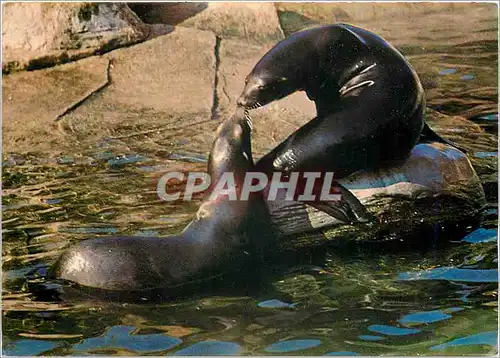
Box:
[236,71,297,110]
[208,106,253,179]
[196,107,254,229]
[197,107,276,253]
[236,33,317,110]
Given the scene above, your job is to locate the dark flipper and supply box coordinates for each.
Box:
[421,122,467,153]
[308,184,373,224]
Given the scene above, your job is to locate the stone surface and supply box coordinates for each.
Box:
[3,26,218,156]
[182,3,284,44]
[129,3,209,26]
[60,26,218,155]
[130,2,284,44]
[276,3,497,46]
[2,3,149,73]
[2,56,110,154]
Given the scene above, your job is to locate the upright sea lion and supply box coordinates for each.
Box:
[52,108,275,294]
[237,24,456,220]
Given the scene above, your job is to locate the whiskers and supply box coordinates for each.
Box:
[243,109,253,131]
[247,101,262,110]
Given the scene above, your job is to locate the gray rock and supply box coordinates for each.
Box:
[177,3,284,44]
[2,3,149,73]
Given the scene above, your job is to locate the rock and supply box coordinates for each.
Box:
[129,3,209,25]
[135,3,284,44]
[276,3,496,46]
[54,26,218,155]
[2,3,150,73]
[272,142,486,248]
[2,56,110,154]
[102,26,215,114]
[2,26,218,156]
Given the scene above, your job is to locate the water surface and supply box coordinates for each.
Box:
[2,8,498,357]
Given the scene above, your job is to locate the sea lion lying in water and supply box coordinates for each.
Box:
[52,108,276,294]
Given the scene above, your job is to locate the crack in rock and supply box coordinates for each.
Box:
[55,58,112,122]
[211,35,222,120]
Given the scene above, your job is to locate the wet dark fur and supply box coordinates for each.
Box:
[238,23,427,177]
[52,108,276,294]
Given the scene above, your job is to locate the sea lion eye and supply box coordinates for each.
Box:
[258,84,266,90]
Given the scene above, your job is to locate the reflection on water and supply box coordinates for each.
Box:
[367,324,420,336]
[398,267,498,283]
[264,339,322,353]
[2,8,498,358]
[3,340,60,357]
[462,228,497,243]
[72,326,182,354]
[174,341,243,356]
[429,331,498,352]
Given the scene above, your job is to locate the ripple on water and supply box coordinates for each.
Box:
[42,198,63,205]
[257,299,297,308]
[173,341,242,355]
[438,68,457,75]
[264,339,322,353]
[358,335,385,341]
[93,151,116,161]
[367,324,421,336]
[107,154,147,167]
[136,164,170,172]
[398,310,452,325]
[56,156,74,165]
[58,226,118,234]
[72,326,182,354]
[168,152,208,163]
[327,352,360,356]
[477,114,498,121]
[462,228,498,244]
[460,74,475,80]
[398,267,498,283]
[4,263,46,282]
[430,331,498,351]
[133,230,160,237]
[474,152,498,158]
[3,339,60,356]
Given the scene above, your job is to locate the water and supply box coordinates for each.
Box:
[2,10,498,357]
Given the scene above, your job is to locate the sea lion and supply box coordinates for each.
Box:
[236,24,456,220]
[52,108,275,294]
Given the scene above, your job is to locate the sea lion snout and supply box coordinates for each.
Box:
[238,73,295,110]
[237,75,268,109]
[236,96,248,108]
[237,87,258,109]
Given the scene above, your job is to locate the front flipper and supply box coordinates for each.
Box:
[421,122,467,153]
[308,184,373,224]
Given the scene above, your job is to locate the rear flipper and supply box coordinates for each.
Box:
[421,122,467,153]
[308,184,373,224]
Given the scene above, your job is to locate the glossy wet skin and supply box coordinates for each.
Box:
[236,25,331,109]
[238,74,298,110]
[237,24,417,113]
[238,24,425,178]
[53,109,274,292]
